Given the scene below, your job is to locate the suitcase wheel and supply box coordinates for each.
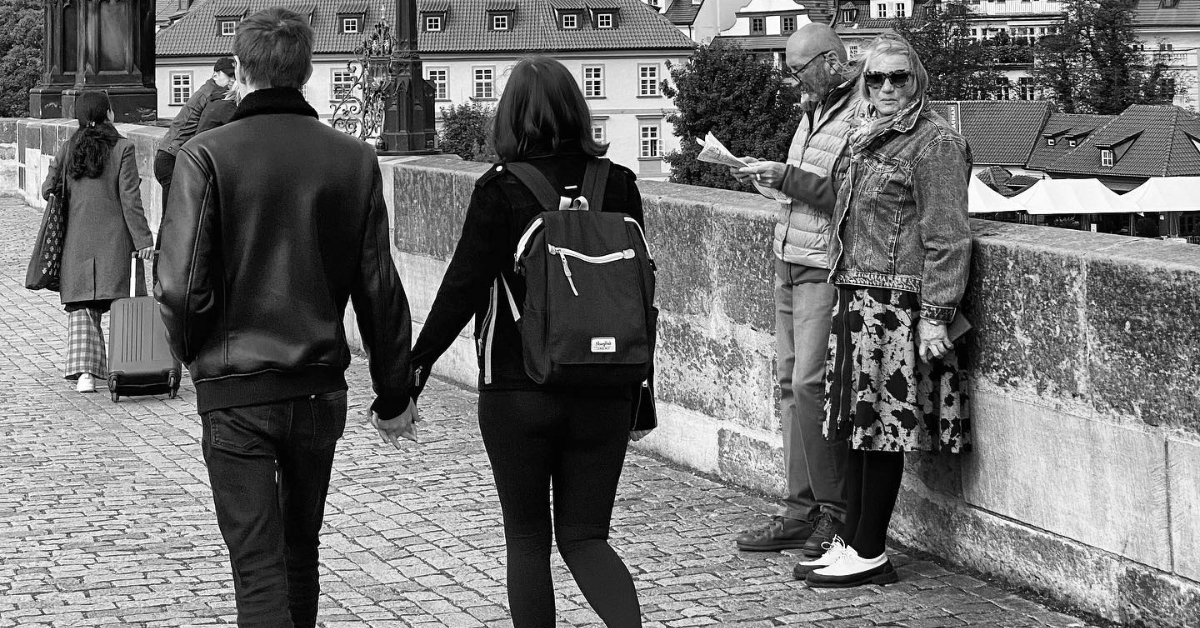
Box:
[168,372,179,399]
[108,375,119,403]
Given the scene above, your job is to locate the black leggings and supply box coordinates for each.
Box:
[841,448,905,559]
[478,389,641,628]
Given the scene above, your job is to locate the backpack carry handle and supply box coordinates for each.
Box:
[506,158,611,213]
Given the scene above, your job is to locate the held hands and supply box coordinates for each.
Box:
[368,398,419,449]
[917,319,952,363]
[730,157,787,190]
[135,246,155,260]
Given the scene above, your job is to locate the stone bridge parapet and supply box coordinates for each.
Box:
[3,117,1198,628]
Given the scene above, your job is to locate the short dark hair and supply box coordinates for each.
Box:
[492,56,607,162]
[233,8,313,89]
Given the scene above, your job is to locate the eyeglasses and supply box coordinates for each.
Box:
[864,70,912,90]
[783,50,831,84]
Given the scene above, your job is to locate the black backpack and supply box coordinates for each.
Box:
[501,159,657,387]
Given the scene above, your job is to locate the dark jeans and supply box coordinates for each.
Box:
[201,390,348,628]
[479,389,641,628]
[153,150,175,211]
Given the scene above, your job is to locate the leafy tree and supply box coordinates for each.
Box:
[662,40,803,191]
[0,0,42,117]
[893,4,1008,101]
[1032,0,1177,113]
[438,101,495,162]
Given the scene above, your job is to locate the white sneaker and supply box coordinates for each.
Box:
[792,535,849,579]
[806,545,898,588]
[76,374,97,393]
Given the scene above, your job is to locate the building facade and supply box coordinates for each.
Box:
[154,0,694,178]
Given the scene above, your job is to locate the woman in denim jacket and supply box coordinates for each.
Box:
[790,33,974,588]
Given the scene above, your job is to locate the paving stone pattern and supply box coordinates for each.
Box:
[0,196,1096,627]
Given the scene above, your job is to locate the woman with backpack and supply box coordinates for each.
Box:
[409,56,646,627]
[40,90,155,394]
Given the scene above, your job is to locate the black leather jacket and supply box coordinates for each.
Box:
[156,88,413,418]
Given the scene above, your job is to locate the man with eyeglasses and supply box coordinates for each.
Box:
[729,23,861,564]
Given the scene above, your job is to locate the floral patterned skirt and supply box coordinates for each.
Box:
[824,287,971,453]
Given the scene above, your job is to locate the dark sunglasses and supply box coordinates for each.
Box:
[864,70,912,89]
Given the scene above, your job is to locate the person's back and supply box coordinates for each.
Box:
[154,9,415,627]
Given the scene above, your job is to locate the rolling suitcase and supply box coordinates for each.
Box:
[107,254,181,402]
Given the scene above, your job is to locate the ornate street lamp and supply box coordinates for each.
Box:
[330,0,437,154]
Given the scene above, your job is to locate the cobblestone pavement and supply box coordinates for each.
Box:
[0,195,1097,628]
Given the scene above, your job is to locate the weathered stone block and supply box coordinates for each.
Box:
[0,118,16,143]
[641,192,716,318]
[962,394,1170,570]
[1084,241,1200,433]
[392,158,487,260]
[709,211,775,331]
[1168,436,1200,582]
[903,449,963,499]
[633,402,722,476]
[964,236,1090,400]
[654,313,775,432]
[717,428,784,496]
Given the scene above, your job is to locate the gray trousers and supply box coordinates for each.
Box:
[775,258,847,522]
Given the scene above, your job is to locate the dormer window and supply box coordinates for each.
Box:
[426,15,441,30]
[1100,149,1114,167]
[1068,139,1077,147]
[841,8,857,22]
[219,19,237,36]
[1161,0,1179,7]
[341,17,359,33]
[596,12,614,28]
[1046,137,1056,146]
[562,13,579,29]
[491,12,510,30]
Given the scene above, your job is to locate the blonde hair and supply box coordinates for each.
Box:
[858,33,929,105]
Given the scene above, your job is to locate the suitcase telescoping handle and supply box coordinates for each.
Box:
[129,250,159,298]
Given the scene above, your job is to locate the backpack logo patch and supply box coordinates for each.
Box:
[591,337,617,353]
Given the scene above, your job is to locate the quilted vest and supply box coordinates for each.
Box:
[774,85,861,268]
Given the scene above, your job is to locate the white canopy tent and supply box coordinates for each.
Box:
[1119,177,1200,237]
[967,176,1024,214]
[1011,178,1138,215]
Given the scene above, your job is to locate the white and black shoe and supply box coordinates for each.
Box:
[793,535,850,580]
[76,374,97,394]
[805,545,899,588]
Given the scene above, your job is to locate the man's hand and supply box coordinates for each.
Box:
[368,399,419,449]
[917,319,952,363]
[135,246,155,260]
[630,429,653,443]
[734,158,787,189]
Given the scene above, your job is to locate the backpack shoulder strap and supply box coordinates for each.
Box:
[505,162,561,212]
[580,158,611,214]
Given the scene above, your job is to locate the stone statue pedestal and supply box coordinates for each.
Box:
[30,0,157,122]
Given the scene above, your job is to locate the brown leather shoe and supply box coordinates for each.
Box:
[735,515,814,552]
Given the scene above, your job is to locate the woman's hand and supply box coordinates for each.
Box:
[135,246,155,260]
[734,158,787,190]
[917,318,952,362]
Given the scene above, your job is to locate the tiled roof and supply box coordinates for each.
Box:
[1132,0,1200,26]
[1025,112,1112,171]
[1044,105,1200,178]
[157,0,695,56]
[928,100,1051,166]
[716,34,792,51]
[833,0,928,33]
[663,0,702,25]
[157,0,192,23]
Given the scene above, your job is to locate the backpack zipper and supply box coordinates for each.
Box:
[547,245,635,297]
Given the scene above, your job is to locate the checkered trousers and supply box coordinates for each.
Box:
[65,308,107,380]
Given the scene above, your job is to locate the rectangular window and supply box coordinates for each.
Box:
[895,3,906,17]
[170,71,193,105]
[563,13,578,29]
[219,20,236,36]
[426,67,448,100]
[331,70,355,101]
[425,15,442,31]
[583,65,605,98]
[640,124,660,158]
[638,64,659,97]
[877,3,888,17]
[342,17,359,33]
[493,14,509,30]
[474,66,495,99]
[782,16,796,33]
[597,12,614,28]
[1018,77,1036,100]
[1100,149,1114,167]
[848,44,860,58]
[751,17,765,34]
[592,122,606,143]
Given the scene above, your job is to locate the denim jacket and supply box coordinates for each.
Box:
[827,103,972,323]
